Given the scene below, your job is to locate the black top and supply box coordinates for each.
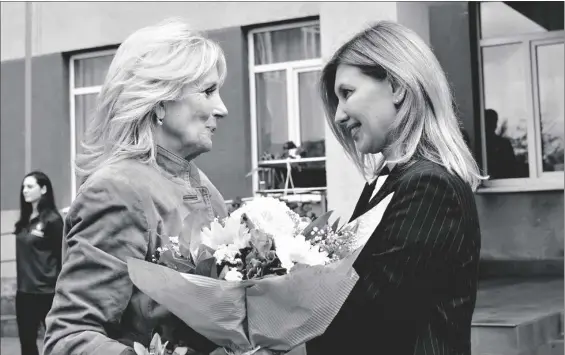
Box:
[16,213,63,293]
[306,159,481,355]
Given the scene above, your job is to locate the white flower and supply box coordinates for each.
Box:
[224,215,251,249]
[213,244,241,265]
[229,197,299,241]
[224,268,244,281]
[275,234,329,270]
[201,218,250,250]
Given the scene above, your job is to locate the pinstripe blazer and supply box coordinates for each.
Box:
[306,158,481,355]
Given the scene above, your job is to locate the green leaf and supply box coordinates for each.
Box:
[179,209,212,261]
[195,244,216,265]
[158,249,195,274]
[194,257,218,278]
[331,217,341,232]
[301,210,333,240]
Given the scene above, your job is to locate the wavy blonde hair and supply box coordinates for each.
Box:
[76,18,227,181]
[321,21,486,190]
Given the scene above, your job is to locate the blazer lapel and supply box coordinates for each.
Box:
[362,166,403,216]
[349,180,378,223]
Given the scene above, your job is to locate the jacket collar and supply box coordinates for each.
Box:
[156,145,196,179]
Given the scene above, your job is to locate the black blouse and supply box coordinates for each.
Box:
[16,213,63,293]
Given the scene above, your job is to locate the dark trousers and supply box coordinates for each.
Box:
[16,291,55,355]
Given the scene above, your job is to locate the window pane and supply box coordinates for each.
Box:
[482,44,530,179]
[256,71,287,159]
[298,70,325,158]
[74,55,114,88]
[480,2,564,39]
[537,42,565,172]
[253,24,321,65]
[74,93,98,155]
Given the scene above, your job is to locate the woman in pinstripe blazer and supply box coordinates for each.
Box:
[305,22,485,355]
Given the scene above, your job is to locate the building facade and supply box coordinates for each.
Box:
[1,2,563,278]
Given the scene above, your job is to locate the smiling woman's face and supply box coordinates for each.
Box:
[158,66,228,159]
[333,64,399,155]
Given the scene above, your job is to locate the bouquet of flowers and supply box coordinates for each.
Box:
[128,194,395,355]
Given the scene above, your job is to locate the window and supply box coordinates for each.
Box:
[248,20,327,211]
[69,50,116,196]
[477,2,564,191]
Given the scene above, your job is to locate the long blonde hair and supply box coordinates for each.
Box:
[320,21,485,190]
[76,18,227,181]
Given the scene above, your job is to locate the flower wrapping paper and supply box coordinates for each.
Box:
[127,192,394,352]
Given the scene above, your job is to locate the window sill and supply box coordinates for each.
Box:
[476,178,564,193]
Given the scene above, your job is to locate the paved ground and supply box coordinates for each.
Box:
[1,278,561,355]
[0,337,42,355]
[473,277,563,325]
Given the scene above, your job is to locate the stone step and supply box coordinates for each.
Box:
[544,335,564,355]
[1,315,17,338]
[1,294,15,317]
[471,311,563,355]
[1,315,45,338]
[1,277,17,318]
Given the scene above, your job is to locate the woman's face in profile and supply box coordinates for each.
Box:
[161,66,228,157]
[333,64,398,155]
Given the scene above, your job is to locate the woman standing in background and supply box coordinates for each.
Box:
[14,171,63,355]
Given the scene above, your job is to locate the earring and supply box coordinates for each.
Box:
[155,104,165,126]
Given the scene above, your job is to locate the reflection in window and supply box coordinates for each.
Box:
[298,70,325,158]
[253,25,321,65]
[74,94,98,156]
[537,43,565,172]
[255,71,288,159]
[74,55,114,88]
[482,44,530,178]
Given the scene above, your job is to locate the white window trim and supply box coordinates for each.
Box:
[248,20,324,196]
[476,7,564,193]
[69,49,116,200]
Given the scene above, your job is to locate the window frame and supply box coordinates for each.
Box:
[69,49,116,199]
[475,4,564,193]
[247,20,325,196]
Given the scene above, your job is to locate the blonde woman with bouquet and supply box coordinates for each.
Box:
[305,21,483,355]
[43,18,230,355]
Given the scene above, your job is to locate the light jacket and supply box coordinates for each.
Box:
[44,146,228,355]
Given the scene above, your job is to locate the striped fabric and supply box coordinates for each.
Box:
[306,159,481,355]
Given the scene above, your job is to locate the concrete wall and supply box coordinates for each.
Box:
[429,2,478,155]
[0,60,26,211]
[477,192,564,259]
[195,27,252,200]
[0,54,71,211]
[1,1,321,61]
